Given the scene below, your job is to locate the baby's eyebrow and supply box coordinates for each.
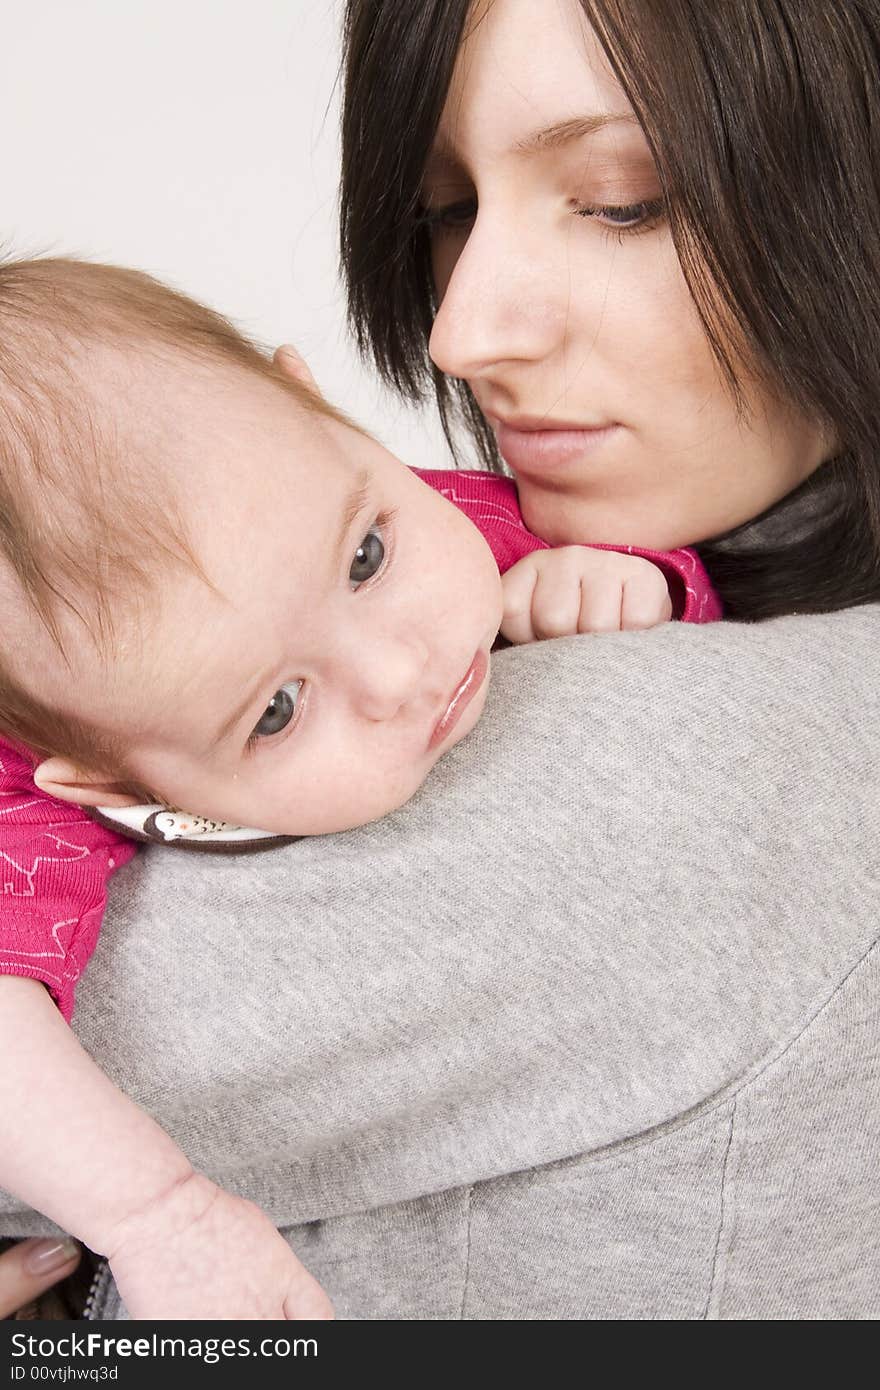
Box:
[208,466,375,754]
[333,467,373,570]
[209,666,273,754]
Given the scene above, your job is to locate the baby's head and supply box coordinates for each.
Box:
[0,259,502,834]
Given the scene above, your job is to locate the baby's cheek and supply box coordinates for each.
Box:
[310,763,427,834]
[457,512,505,622]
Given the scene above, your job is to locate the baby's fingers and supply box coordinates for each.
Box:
[620,565,673,630]
[282,1259,335,1320]
[576,575,628,634]
[500,561,541,644]
[529,567,586,639]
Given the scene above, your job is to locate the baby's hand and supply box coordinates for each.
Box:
[107,1172,332,1320]
[501,547,673,644]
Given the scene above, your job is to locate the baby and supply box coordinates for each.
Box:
[0,259,719,1319]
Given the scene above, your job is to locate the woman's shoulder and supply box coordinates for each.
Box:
[22,606,875,1235]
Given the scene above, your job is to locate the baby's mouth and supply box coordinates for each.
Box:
[427,648,488,751]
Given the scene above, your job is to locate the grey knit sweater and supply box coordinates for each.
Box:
[3,611,878,1318]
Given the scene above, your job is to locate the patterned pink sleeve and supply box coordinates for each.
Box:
[0,740,137,1022]
[414,469,722,623]
[585,541,722,623]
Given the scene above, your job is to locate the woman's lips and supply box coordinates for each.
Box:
[495,420,620,474]
[428,648,489,751]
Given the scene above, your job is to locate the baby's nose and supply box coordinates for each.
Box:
[353,634,430,722]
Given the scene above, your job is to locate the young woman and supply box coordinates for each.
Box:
[340,0,880,619]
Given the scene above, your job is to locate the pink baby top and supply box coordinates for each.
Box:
[0,468,721,1020]
[0,741,137,1020]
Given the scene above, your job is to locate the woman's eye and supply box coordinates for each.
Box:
[573,197,665,232]
[250,680,303,740]
[349,524,386,588]
[419,198,477,232]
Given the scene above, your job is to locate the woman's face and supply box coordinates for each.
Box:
[422,0,832,549]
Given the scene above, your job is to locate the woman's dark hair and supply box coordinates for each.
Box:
[340,0,880,619]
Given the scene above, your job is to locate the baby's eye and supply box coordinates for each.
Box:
[350,524,386,588]
[250,680,303,740]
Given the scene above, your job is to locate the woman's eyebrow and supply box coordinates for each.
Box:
[512,112,640,155]
[429,112,641,169]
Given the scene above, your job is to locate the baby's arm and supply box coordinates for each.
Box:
[501,546,673,644]
[0,975,332,1319]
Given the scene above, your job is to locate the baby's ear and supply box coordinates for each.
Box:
[33,757,141,809]
[272,344,320,393]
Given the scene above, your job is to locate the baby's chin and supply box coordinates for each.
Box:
[193,774,431,839]
[244,726,487,837]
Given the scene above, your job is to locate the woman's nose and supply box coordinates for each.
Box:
[349,632,430,723]
[428,212,565,382]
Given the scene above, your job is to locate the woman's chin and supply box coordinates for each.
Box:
[517,484,699,553]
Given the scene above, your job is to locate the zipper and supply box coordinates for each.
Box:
[82,1256,111,1320]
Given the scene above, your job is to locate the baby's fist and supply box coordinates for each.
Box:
[108,1173,333,1321]
[501,546,673,644]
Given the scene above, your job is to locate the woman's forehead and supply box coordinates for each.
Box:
[435,0,631,161]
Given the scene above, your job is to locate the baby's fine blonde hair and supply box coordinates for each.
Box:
[0,256,347,770]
